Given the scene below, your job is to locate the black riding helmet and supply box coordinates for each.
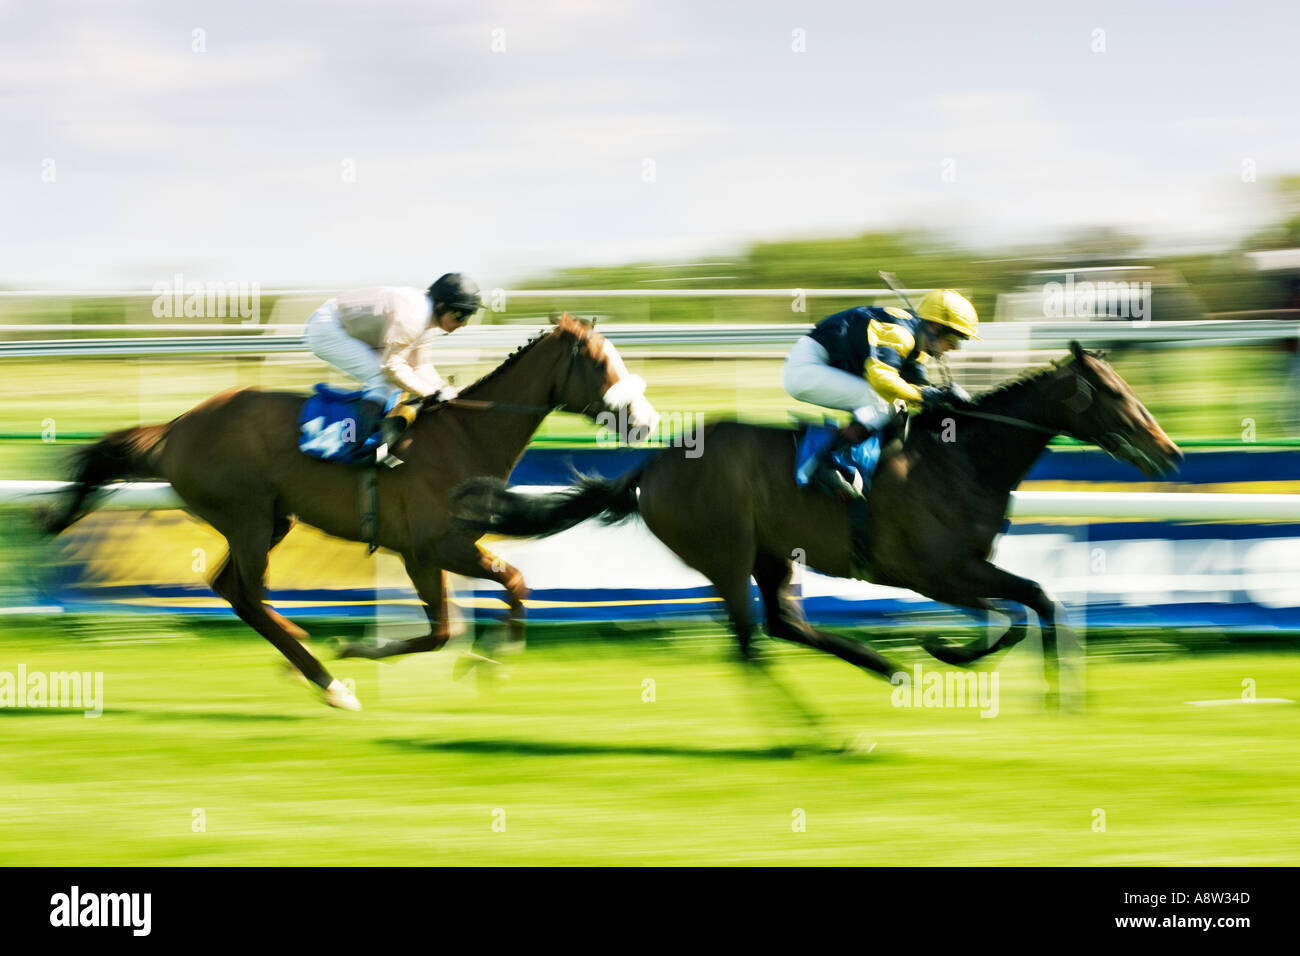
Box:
[428,273,482,317]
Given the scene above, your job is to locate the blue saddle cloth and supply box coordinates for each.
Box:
[298,385,397,464]
[794,422,883,496]
[794,421,882,579]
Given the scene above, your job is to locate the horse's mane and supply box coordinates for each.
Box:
[457,330,550,397]
[972,355,1070,405]
[908,352,1082,434]
[453,315,593,400]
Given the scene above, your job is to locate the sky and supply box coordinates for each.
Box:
[2,0,1298,288]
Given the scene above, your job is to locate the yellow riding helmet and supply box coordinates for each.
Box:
[916,289,980,339]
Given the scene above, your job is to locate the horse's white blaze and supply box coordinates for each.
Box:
[600,339,660,432]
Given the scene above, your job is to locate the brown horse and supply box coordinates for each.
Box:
[41,314,657,709]
[452,342,1182,703]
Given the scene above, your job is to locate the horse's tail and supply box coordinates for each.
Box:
[40,423,170,535]
[452,465,646,539]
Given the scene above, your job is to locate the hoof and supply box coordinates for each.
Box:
[810,468,863,504]
[921,635,976,667]
[322,678,362,711]
[842,732,879,755]
[495,636,527,656]
[337,641,394,661]
[452,651,501,682]
[919,635,947,654]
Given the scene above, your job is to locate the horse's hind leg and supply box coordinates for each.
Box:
[262,512,308,641]
[640,489,821,739]
[680,537,825,739]
[752,551,900,680]
[200,503,355,708]
[212,511,307,642]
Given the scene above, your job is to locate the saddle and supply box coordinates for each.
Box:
[298,385,397,465]
[792,408,906,496]
[298,385,402,555]
[792,412,907,580]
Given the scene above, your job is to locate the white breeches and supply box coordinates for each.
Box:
[783,335,892,428]
[304,300,394,403]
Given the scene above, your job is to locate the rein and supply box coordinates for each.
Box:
[930,353,1068,437]
[943,407,1059,435]
[438,397,558,415]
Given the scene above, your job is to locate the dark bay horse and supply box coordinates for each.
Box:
[453,342,1182,701]
[41,314,656,709]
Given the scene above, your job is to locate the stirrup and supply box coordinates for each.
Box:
[376,417,406,468]
[809,426,874,501]
[810,460,863,502]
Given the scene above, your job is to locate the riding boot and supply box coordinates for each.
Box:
[376,395,418,468]
[809,420,873,501]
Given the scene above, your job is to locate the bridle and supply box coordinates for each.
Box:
[565,333,606,418]
[932,353,1163,470]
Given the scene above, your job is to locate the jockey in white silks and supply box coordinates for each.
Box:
[304,272,481,466]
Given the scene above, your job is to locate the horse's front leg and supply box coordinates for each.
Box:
[337,559,452,660]
[921,600,1030,666]
[918,561,1062,702]
[431,535,530,648]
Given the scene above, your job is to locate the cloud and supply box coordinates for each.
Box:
[2,1,1297,286]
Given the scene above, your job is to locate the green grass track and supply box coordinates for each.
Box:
[1,617,1296,865]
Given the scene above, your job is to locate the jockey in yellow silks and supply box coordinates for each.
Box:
[784,289,979,498]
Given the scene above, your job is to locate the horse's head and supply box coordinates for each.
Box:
[547,312,661,437]
[1057,341,1182,477]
